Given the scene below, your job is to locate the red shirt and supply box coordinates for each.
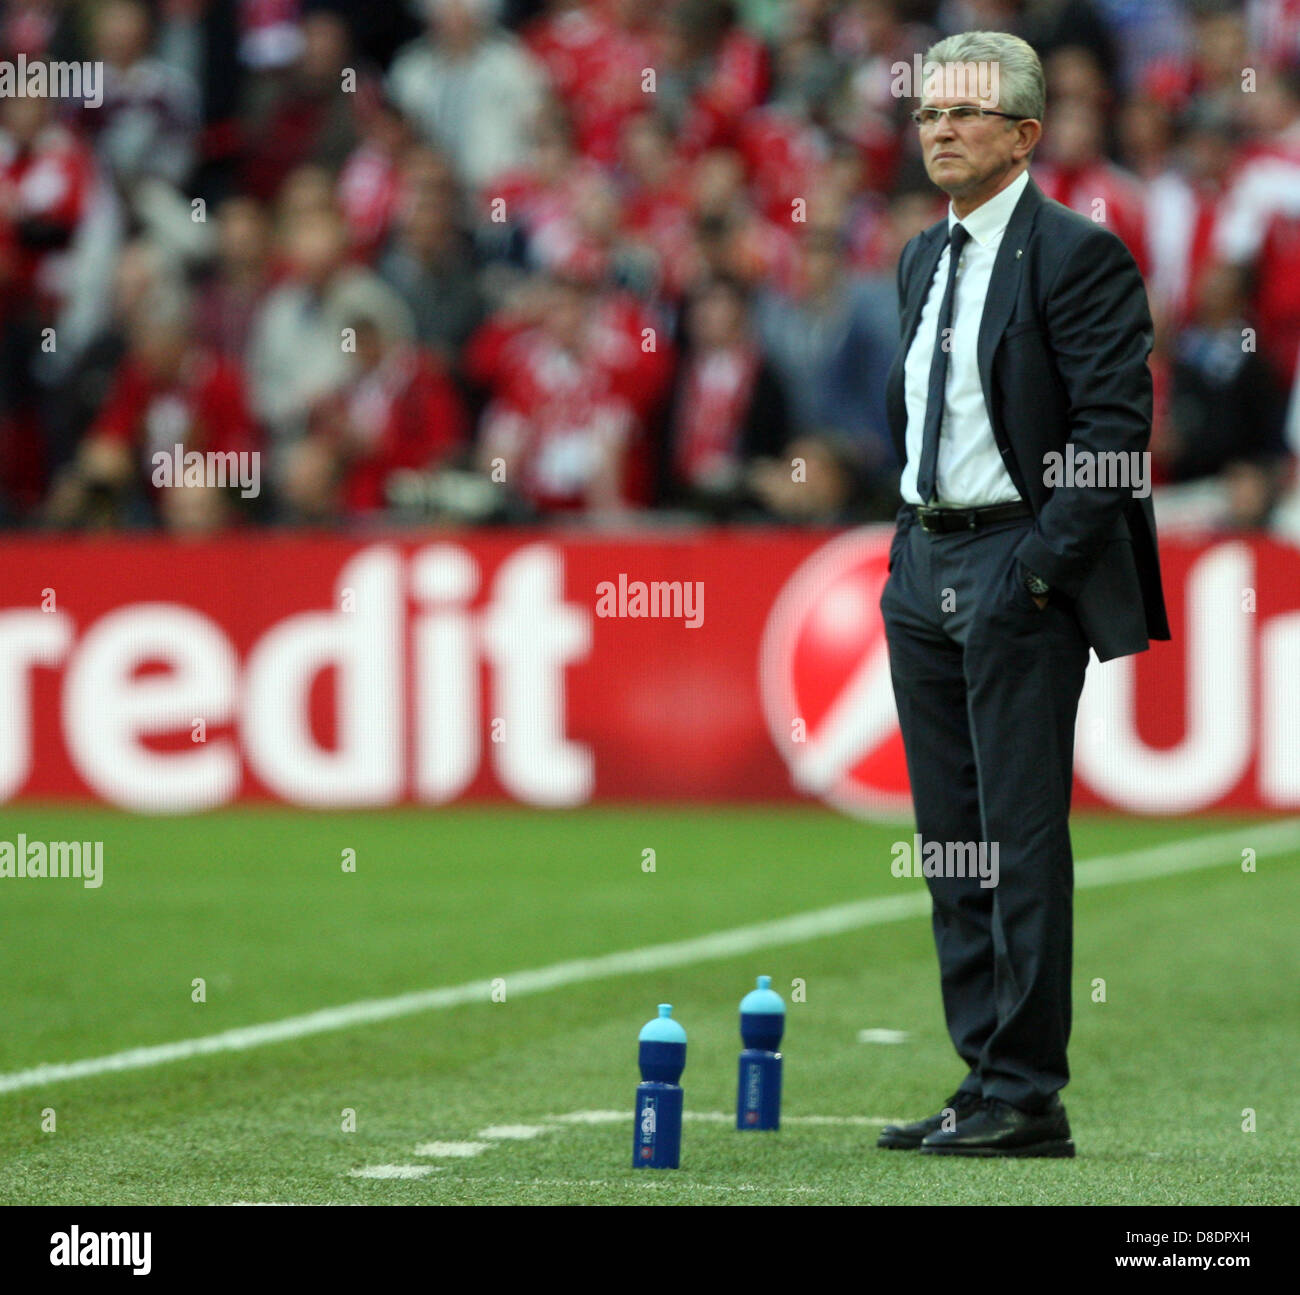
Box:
[1034,160,1151,281]
[468,290,673,508]
[736,108,826,226]
[0,123,95,315]
[479,328,636,511]
[93,351,260,480]
[675,27,769,156]
[314,348,468,514]
[524,7,659,165]
[1211,131,1300,383]
[337,141,402,260]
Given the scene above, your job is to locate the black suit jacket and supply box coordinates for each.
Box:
[886,173,1171,662]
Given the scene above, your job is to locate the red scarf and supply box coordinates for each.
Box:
[674,345,759,487]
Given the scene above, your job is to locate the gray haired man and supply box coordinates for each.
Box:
[876,30,1169,1157]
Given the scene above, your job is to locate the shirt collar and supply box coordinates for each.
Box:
[948,168,1030,247]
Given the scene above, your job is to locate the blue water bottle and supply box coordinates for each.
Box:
[633,1003,686,1169]
[737,975,784,1130]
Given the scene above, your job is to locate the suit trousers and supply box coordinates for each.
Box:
[879,512,1091,1112]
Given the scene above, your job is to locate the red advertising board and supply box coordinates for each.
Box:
[0,527,1296,816]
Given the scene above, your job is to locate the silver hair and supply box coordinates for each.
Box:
[922,29,1046,124]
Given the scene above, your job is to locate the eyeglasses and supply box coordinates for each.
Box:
[911,105,1028,128]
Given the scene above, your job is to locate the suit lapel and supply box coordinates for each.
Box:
[899,223,948,357]
[887,173,1046,471]
[975,174,1042,419]
[886,221,946,462]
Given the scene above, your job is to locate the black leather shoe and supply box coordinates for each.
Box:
[876,1089,984,1150]
[920,1095,1075,1157]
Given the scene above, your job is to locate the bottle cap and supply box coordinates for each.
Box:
[639,1003,688,1044]
[740,975,785,1014]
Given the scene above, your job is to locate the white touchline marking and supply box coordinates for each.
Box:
[858,1028,910,1044]
[0,818,1294,1097]
[478,1125,549,1140]
[549,1109,904,1126]
[349,1165,440,1179]
[358,1108,907,1182]
[774,1115,904,1126]
[677,1111,908,1125]
[413,1177,819,1194]
[413,1141,490,1158]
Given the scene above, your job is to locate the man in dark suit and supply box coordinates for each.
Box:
[875,31,1170,1157]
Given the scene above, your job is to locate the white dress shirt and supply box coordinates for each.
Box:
[901,167,1029,507]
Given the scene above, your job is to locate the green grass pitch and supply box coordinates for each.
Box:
[0,805,1295,1205]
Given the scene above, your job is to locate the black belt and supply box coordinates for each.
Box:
[908,500,1032,533]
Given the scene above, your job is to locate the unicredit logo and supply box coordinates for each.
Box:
[760,529,912,818]
[3,531,1298,815]
[761,531,1300,817]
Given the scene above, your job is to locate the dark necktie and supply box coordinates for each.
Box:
[916,222,971,504]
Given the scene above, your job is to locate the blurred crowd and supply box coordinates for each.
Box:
[1,0,1299,534]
